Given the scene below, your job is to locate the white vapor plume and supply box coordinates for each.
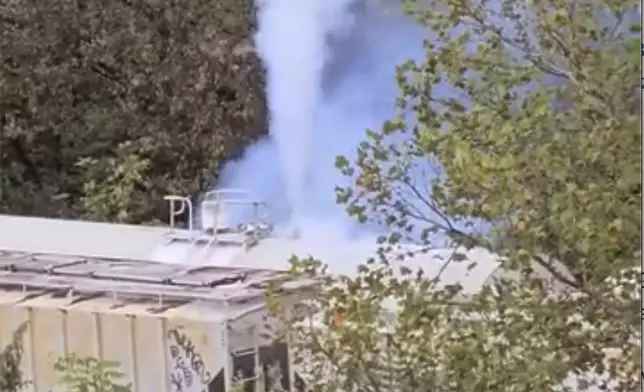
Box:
[216,0,425,239]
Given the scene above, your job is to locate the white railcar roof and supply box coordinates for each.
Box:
[0,214,505,318]
[0,248,315,321]
[233,238,502,295]
[0,214,175,260]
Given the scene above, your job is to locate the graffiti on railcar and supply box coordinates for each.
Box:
[167,328,213,392]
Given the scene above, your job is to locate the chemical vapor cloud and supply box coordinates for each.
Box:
[215,0,425,240]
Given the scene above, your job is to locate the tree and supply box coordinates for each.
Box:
[0,323,28,392]
[277,0,640,391]
[0,0,266,224]
[0,326,131,392]
[54,353,131,392]
[77,141,151,223]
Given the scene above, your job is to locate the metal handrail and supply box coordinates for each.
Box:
[163,190,274,263]
[163,195,193,230]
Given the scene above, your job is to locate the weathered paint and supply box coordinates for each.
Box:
[0,249,317,392]
[165,319,221,392]
[0,295,227,392]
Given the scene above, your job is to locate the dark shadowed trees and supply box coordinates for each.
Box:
[0,0,267,223]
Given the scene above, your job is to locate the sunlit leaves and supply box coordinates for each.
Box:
[55,354,131,392]
[0,324,27,392]
[77,142,150,223]
[287,0,642,391]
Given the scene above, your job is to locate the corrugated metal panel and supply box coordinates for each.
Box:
[100,313,137,390]
[0,303,36,390]
[165,319,224,392]
[135,316,167,392]
[0,248,317,392]
[0,294,228,392]
[31,304,65,391]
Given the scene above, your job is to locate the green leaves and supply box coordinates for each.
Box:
[0,327,131,392]
[0,324,28,392]
[0,0,266,224]
[54,353,131,392]
[77,142,150,223]
[299,0,643,391]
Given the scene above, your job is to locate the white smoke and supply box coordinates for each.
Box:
[216,0,425,239]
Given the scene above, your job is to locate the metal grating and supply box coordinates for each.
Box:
[0,249,317,306]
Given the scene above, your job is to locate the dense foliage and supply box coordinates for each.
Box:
[0,0,640,391]
[277,0,641,391]
[55,354,131,392]
[0,332,130,392]
[0,0,266,224]
[0,324,27,392]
